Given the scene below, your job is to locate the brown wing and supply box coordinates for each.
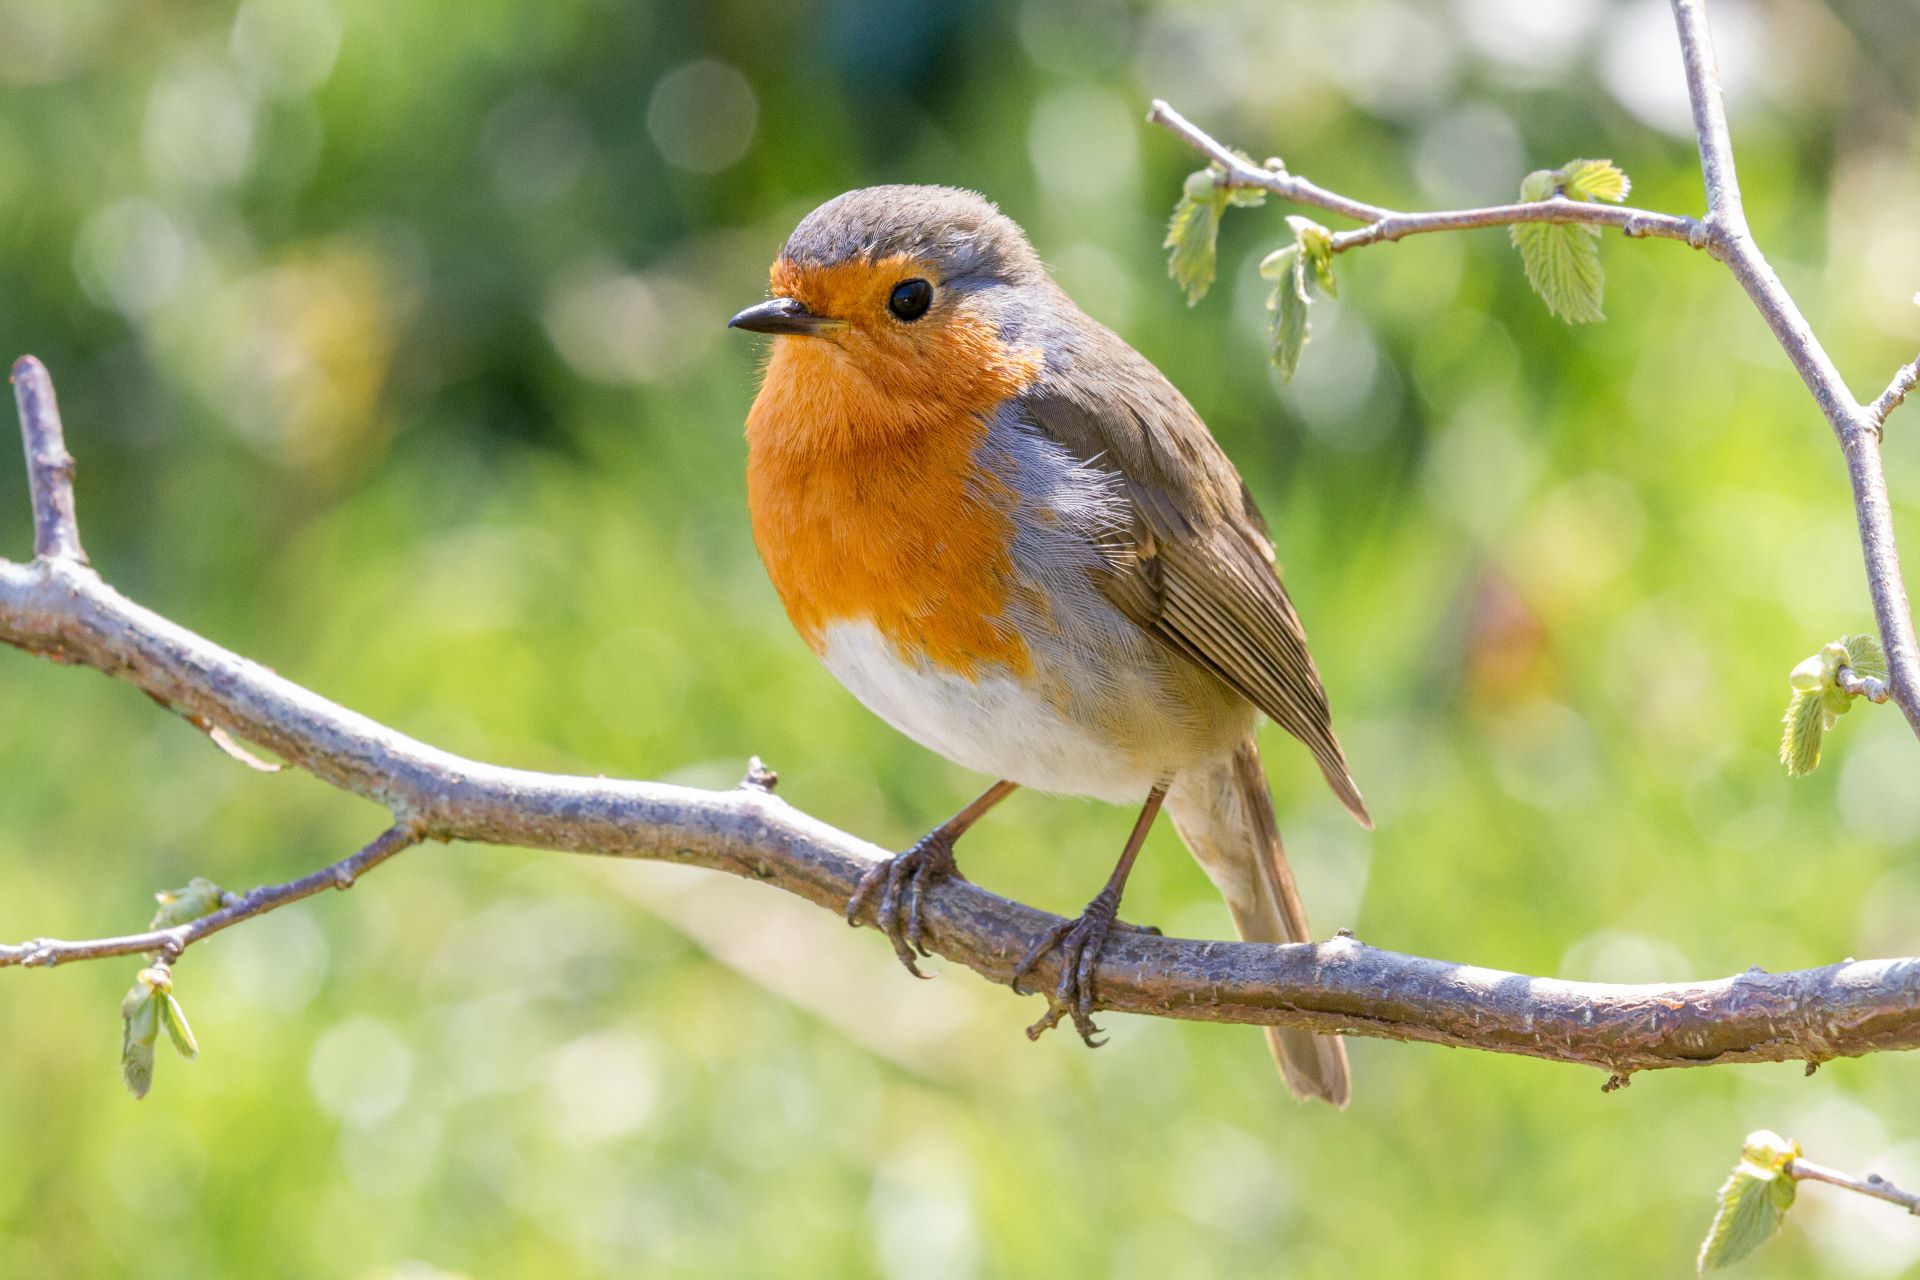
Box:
[1019,311,1370,826]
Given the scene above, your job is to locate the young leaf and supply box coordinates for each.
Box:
[1511,222,1606,324]
[1843,633,1888,682]
[1561,158,1631,203]
[1164,168,1264,306]
[1287,215,1337,296]
[119,965,193,1098]
[151,876,227,929]
[1780,689,1826,777]
[160,991,199,1060]
[1787,653,1827,692]
[1698,1166,1795,1271]
[1518,168,1559,204]
[1166,178,1221,306]
[1742,1130,1801,1169]
[1699,1132,1801,1273]
[122,1036,155,1099]
[1266,246,1313,382]
[1258,244,1298,281]
[120,981,161,1100]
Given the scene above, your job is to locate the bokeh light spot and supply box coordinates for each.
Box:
[647,59,757,175]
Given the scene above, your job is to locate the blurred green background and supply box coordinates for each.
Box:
[2,0,1918,1275]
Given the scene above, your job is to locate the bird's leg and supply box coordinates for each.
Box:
[846,780,1019,977]
[1012,783,1167,1047]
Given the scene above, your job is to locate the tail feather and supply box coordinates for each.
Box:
[1315,749,1372,831]
[1166,740,1351,1107]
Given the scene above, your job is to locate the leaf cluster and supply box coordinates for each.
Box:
[1163,157,1636,385]
[1259,216,1336,382]
[1510,159,1632,323]
[1164,166,1265,306]
[120,964,198,1100]
[1779,634,1886,776]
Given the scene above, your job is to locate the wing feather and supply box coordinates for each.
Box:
[1018,306,1370,825]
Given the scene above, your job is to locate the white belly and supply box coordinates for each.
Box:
[817,620,1161,803]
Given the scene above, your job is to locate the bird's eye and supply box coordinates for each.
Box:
[887,278,933,322]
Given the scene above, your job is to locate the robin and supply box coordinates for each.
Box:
[728,185,1370,1105]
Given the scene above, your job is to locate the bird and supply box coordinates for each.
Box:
[728,185,1370,1105]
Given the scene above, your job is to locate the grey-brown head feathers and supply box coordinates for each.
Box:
[780,185,1045,288]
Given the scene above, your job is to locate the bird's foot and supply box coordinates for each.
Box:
[844,829,961,978]
[1010,891,1133,1047]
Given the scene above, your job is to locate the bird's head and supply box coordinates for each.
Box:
[731,185,1051,444]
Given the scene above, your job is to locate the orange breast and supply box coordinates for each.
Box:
[744,301,1044,680]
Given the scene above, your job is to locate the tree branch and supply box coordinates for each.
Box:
[1874,352,1920,428]
[2,2,1916,1090]
[1144,99,1704,249]
[1147,5,1920,743]
[1666,0,1920,741]
[1788,1158,1920,1215]
[1838,665,1892,704]
[0,826,418,968]
[1144,98,1392,223]
[10,356,85,565]
[1328,201,1702,254]
[1672,0,1744,227]
[2,362,1920,1081]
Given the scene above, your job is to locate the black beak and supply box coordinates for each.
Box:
[727,296,838,337]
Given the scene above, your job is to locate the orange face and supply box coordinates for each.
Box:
[744,255,1042,452]
[738,253,1046,677]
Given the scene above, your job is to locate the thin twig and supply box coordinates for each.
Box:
[0,825,419,967]
[1146,99,1391,223]
[1673,0,1744,227]
[1145,99,1702,248]
[9,355,85,564]
[1789,1158,1920,1215]
[1873,354,1920,427]
[1331,200,1703,253]
[1837,666,1892,704]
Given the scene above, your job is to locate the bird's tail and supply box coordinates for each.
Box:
[1166,739,1351,1107]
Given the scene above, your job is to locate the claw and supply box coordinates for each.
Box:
[1024,1003,1066,1040]
[845,830,958,979]
[1011,897,1119,1047]
[905,876,932,955]
[1013,783,1163,1050]
[1010,919,1071,996]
